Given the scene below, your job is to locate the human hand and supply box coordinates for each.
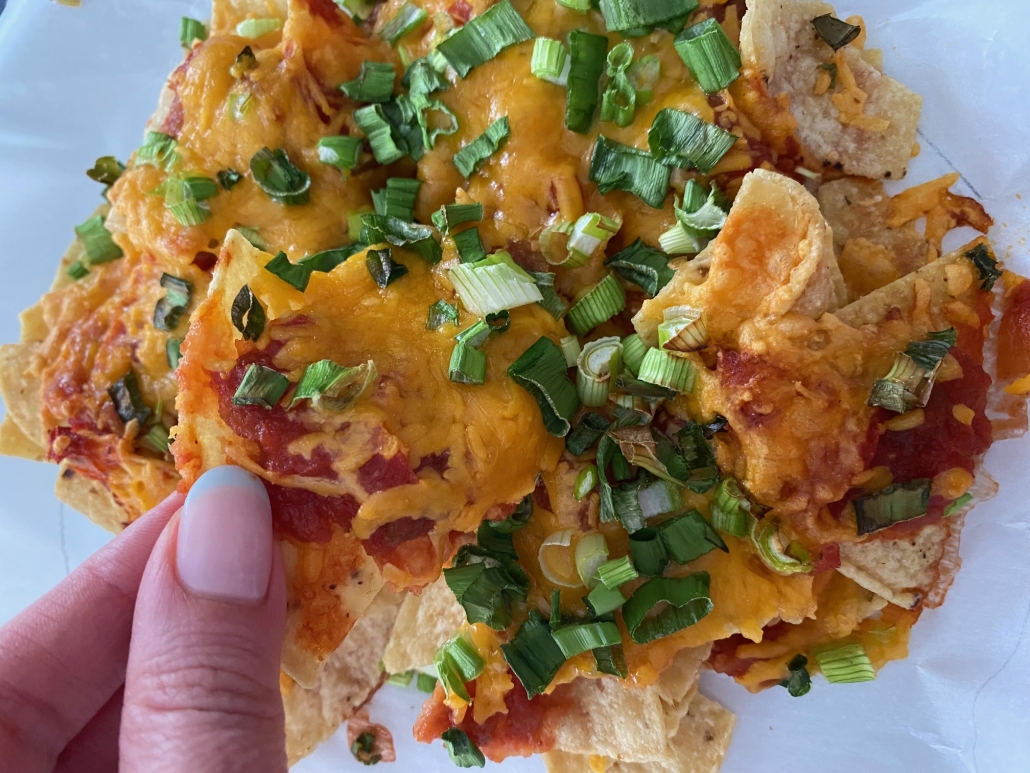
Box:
[0,466,289,773]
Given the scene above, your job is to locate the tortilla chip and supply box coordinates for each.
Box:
[0,344,45,460]
[284,589,402,765]
[634,169,844,347]
[382,576,467,674]
[838,522,950,609]
[53,462,131,533]
[740,0,921,180]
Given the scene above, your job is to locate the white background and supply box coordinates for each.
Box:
[0,1,1028,771]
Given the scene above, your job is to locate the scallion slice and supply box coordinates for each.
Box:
[750,518,814,575]
[531,38,569,86]
[781,654,812,697]
[372,177,422,222]
[508,337,580,437]
[551,621,621,659]
[74,215,123,264]
[217,168,243,190]
[232,364,290,409]
[576,335,622,407]
[449,342,487,385]
[611,483,646,533]
[541,213,620,269]
[87,156,125,187]
[944,492,974,517]
[629,528,668,577]
[434,633,485,701]
[598,0,698,32]
[153,273,193,331]
[628,55,661,104]
[566,274,626,336]
[386,669,414,688]
[436,0,534,78]
[557,0,590,11]
[427,300,460,330]
[234,225,268,252]
[137,131,179,171]
[289,359,377,411]
[638,479,678,519]
[432,203,483,233]
[622,573,712,644]
[531,271,569,319]
[620,333,649,376]
[455,319,492,349]
[966,243,1001,290]
[317,135,364,172]
[361,214,442,263]
[638,347,694,393]
[298,244,365,273]
[236,17,284,38]
[380,1,428,45]
[589,135,671,209]
[354,104,404,164]
[566,412,612,456]
[659,510,726,564]
[453,116,510,178]
[365,247,408,288]
[676,180,729,237]
[229,46,256,78]
[416,672,438,692]
[815,642,876,683]
[560,335,581,367]
[648,108,737,172]
[812,14,862,51]
[574,532,609,589]
[869,329,956,413]
[165,338,183,369]
[231,285,266,341]
[659,305,708,353]
[444,544,530,629]
[262,251,312,292]
[139,423,171,455]
[600,42,636,128]
[180,17,208,48]
[500,611,566,698]
[453,226,487,264]
[340,61,396,102]
[66,260,89,280]
[852,479,932,535]
[160,174,218,226]
[565,30,608,134]
[440,728,486,768]
[108,371,151,427]
[249,147,310,206]
[675,18,740,94]
[449,250,543,315]
[597,555,638,589]
[710,477,751,537]
[585,581,627,616]
[573,464,598,500]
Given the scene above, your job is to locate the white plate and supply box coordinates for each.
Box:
[1,1,1028,771]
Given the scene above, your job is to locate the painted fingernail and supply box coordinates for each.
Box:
[177,466,273,604]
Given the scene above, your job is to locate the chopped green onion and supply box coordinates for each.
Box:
[593,644,628,678]
[486,310,511,333]
[299,244,365,272]
[74,215,123,264]
[638,347,694,393]
[600,42,636,128]
[386,670,414,687]
[317,135,364,172]
[449,250,543,315]
[944,492,974,517]
[508,336,580,437]
[365,247,408,288]
[638,479,678,519]
[566,274,627,336]
[551,621,621,659]
[232,364,290,409]
[427,300,460,330]
[613,373,675,401]
[380,2,428,45]
[565,31,608,134]
[139,423,171,455]
[249,147,310,206]
[628,55,661,104]
[229,46,256,78]
[811,14,862,52]
[869,329,956,413]
[585,581,627,616]
[566,412,612,456]
[432,203,483,233]
[86,156,125,187]
[598,0,698,32]
[560,334,581,367]
[540,213,621,269]
[597,555,638,589]
[611,482,646,533]
[750,518,814,575]
[372,177,422,222]
[576,335,622,407]
[531,38,569,86]
[453,226,487,264]
[449,342,487,385]
[361,214,441,262]
[217,168,243,190]
[153,273,193,331]
[136,131,179,171]
[574,531,609,588]
[416,672,438,692]
[351,731,380,765]
[629,528,668,577]
[907,328,957,371]
[710,477,751,536]
[659,305,707,353]
[434,633,486,701]
[658,222,702,256]
[264,251,313,291]
[852,479,931,535]
[180,17,208,48]
[622,573,712,644]
[444,543,530,629]
[436,0,535,78]
[340,61,396,102]
[441,728,486,768]
[781,654,812,697]
[821,62,839,90]
[648,108,738,172]
[108,371,151,427]
[557,0,590,11]
[500,611,566,698]
[453,117,511,178]
[966,243,1001,290]
[455,319,493,349]
[676,422,719,493]
[531,271,568,319]
[675,18,741,94]
[814,642,876,683]
[620,333,649,376]
[354,104,405,165]
[574,465,599,500]
[66,261,89,280]
[162,174,218,226]
[659,510,726,564]
[231,285,266,341]
[289,359,377,411]
[589,135,671,209]
[236,17,284,38]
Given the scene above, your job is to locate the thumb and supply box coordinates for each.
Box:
[120,466,288,773]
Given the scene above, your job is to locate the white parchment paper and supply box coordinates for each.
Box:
[0,1,1027,771]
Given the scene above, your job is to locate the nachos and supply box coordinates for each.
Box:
[2,0,1028,769]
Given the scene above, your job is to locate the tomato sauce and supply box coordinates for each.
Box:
[264,480,359,543]
[998,279,1030,380]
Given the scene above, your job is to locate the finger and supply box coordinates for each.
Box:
[0,493,183,773]
[54,687,123,773]
[120,466,288,773]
